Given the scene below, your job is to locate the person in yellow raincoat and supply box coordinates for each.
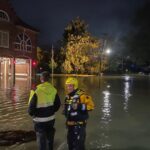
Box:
[63,77,94,150]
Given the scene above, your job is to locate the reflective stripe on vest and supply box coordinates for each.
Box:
[33,115,55,122]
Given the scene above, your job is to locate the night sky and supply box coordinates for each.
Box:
[10,0,147,47]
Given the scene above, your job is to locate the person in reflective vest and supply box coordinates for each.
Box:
[63,77,94,150]
[28,71,61,150]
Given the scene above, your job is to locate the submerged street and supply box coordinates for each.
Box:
[0,75,150,150]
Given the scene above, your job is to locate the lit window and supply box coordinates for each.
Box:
[0,10,9,22]
[14,33,32,52]
[0,30,9,48]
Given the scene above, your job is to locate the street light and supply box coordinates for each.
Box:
[99,47,111,76]
[105,48,111,54]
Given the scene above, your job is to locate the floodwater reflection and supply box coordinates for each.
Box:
[124,81,132,112]
[123,75,132,112]
[101,90,111,123]
[0,77,32,131]
[97,90,112,149]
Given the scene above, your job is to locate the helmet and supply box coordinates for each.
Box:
[65,77,78,89]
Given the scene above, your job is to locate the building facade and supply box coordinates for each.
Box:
[0,0,38,79]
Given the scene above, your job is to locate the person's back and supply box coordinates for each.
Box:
[28,71,61,150]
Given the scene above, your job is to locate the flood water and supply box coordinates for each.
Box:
[0,75,150,150]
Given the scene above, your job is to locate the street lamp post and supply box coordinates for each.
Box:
[98,37,111,88]
[99,39,107,76]
[99,46,111,76]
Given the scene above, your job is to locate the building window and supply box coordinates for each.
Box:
[0,30,9,48]
[15,33,32,52]
[0,10,9,22]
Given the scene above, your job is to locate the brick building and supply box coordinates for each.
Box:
[0,0,38,79]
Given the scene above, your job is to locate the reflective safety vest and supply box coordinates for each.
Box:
[29,82,57,122]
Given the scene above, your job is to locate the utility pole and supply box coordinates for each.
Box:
[122,57,124,74]
[99,38,107,76]
[51,45,54,85]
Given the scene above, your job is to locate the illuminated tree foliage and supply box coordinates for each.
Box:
[63,17,88,44]
[62,17,100,73]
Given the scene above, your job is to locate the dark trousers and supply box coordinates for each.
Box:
[67,125,86,150]
[34,120,55,150]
